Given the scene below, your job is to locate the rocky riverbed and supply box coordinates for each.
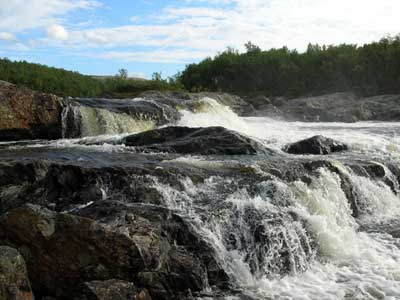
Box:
[1,82,400,299]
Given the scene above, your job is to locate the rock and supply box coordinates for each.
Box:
[0,204,145,299]
[0,246,34,300]
[78,280,151,300]
[284,135,348,155]
[76,201,228,299]
[0,81,63,141]
[121,126,272,155]
[0,202,227,299]
[256,92,400,122]
[242,95,271,109]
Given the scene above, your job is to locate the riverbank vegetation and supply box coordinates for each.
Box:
[0,59,182,97]
[181,35,400,97]
[2,35,400,98]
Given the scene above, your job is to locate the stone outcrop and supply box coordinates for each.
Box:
[254,92,400,122]
[78,280,151,300]
[121,126,273,155]
[284,135,348,155]
[0,81,63,140]
[0,246,34,300]
[0,202,227,300]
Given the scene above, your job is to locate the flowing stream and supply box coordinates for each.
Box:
[2,97,400,299]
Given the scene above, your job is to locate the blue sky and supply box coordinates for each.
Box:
[1,0,400,79]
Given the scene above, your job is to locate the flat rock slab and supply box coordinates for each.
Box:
[122,126,273,155]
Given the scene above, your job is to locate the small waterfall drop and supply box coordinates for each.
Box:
[146,159,400,299]
[61,104,156,138]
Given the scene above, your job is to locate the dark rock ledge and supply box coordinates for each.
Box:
[121,126,274,156]
[284,135,348,155]
[0,202,228,300]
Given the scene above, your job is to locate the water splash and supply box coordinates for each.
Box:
[146,160,400,299]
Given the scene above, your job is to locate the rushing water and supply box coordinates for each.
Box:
[2,97,400,299]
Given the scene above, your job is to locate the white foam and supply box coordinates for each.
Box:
[178,98,400,158]
[147,164,400,300]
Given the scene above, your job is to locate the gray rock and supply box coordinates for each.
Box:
[78,280,151,300]
[121,126,273,155]
[284,135,348,155]
[257,92,400,122]
[0,246,34,300]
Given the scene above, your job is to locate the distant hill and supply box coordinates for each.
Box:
[91,75,147,81]
[0,58,180,98]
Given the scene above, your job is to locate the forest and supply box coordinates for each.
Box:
[181,36,400,97]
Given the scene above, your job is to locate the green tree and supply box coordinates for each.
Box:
[117,68,128,79]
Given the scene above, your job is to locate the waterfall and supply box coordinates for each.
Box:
[147,159,400,299]
[61,104,156,138]
[61,97,181,138]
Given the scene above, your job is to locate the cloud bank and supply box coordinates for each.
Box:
[1,0,400,64]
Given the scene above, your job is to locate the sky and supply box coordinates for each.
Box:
[0,0,400,79]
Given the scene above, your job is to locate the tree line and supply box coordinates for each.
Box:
[180,36,400,97]
[0,59,182,98]
[2,35,400,99]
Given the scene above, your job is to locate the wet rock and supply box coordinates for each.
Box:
[0,158,217,213]
[77,201,228,299]
[257,92,400,122]
[284,135,348,155]
[0,246,34,300]
[0,202,227,300]
[122,126,273,155]
[0,204,145,299]
[78,280,151,300]
[0,81,63,141]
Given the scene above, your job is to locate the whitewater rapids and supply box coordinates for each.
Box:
[176,99,400,299]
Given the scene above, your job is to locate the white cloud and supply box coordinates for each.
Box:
[61,0,400,55]
[0,32,17,42]
[4,0,400,64]
[130,16,141,23]
[99,49,212,64]
[0,0,100,32]
[47,24,69,40]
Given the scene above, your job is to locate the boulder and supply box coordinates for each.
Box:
[121,126,272,155]
[0,202,227,299]
[284,135,348,155]
[76,201,228,299]
[0,204,145,299]
[0,246,34,300]
[78,280,151,300]
[0,81,63,141]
